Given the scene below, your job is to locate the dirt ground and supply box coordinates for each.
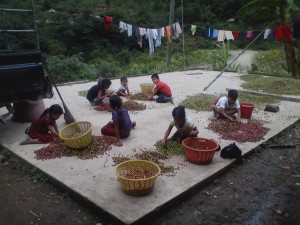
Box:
[1,120,300,225]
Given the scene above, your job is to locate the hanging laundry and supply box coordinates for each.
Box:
[263,29,271,39]
[139,27,146,36]
[155,28,162,48]
[281,26,293,42]
[171,24,177,38]
[217,30,225,41]
[122,22,128,31]
[238,31,246,40]
[293,21,300,39]
[146,29,155,55]
[119,21,124,33]
[233,31,239,40]
[165,26,171,43]
[246,31,254,39]
[152,29,158,40]
[224,31,234,40]
[134,26,140,39]
[127,24,133,37]
[275,27,285,41]
[191,25,196,36]
[160,27,165,37]
[206,28,213,38]
[103,16,113,30]
[175,22,182,37]
[212,29,219,38]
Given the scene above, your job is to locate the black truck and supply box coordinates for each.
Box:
[0,50,53,123]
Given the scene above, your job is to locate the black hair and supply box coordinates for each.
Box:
[41,104,63,121]
[151,73,159,79]
[228,89,238,100]
[120,76,127,82]
[172,106,186,121]
[109,95,125,131]
[99,78,112,96]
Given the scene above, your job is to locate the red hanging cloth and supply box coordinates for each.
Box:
[103,16,113,30]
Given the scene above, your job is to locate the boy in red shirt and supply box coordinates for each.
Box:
[148,73,173,103]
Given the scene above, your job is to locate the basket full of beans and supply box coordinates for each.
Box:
[114,160,161,196]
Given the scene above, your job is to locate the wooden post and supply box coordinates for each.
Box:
[166,0,175,66]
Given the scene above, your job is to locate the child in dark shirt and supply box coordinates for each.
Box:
[86,78,112,105]
[101,95,136,146]
[20,104,63,145]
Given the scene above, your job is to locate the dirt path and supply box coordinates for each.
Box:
[228,50,258,72]
[1,120,299,225]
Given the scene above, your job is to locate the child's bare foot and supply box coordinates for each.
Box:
[20,137,43,145]
[132,121,136,129]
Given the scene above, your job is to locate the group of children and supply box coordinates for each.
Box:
[21,73,241,147]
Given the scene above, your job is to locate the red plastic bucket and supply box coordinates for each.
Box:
[240,103,254,119]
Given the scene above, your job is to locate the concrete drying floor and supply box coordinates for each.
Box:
[1,70,300,224]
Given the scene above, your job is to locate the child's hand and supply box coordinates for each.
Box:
[229,117,235,121]
[114,140,123,147]
[162,139,166,145]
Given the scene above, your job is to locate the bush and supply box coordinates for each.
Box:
[46,54,85,83]
[95,61,122,78]
[249,49,288,76]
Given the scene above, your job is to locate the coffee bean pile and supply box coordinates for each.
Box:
[123,170,155,179]
[34,136,115,160]
[208,119,269,142]
[129,93,149,101]
[122,100,146,111]
[154,140,185,156]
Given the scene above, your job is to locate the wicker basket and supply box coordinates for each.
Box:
[140,83,154,94]
[182,138,219,165]
[114,160,161,196]
[59,121,93,149]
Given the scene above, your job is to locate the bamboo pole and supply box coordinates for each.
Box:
[226,88,300,103]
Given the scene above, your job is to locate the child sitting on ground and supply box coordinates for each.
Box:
[162,106,198,145]
[86,78,112,105]
[148,73,173,103]
[101,95,136,146]
[114,76,130,96]
[20,104,63,145]
[211,89,241,122]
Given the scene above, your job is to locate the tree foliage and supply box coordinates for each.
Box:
[1,0,299,81]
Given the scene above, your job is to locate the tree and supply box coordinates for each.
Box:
[237,0,300,77]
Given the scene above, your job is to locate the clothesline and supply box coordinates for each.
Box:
[100,15,300,55]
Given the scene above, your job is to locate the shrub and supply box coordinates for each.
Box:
[249,49,288,76]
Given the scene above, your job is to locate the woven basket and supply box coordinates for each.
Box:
[140,83,154,94]
[59,121,93,149]
[182,138,219,165]
[114,160,161,196]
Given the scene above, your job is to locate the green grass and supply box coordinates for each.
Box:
[241,75,300,95]
[179,92,279,111]
[180,93,218,111]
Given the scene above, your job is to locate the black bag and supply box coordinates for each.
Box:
[220,142,242,159]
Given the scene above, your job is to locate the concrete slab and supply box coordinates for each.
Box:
[1,70,299,224]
